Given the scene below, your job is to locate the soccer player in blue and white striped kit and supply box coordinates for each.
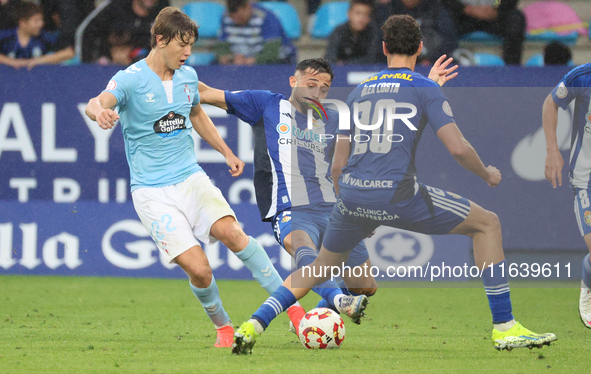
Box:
[232,15,556,354]
[84,7,293,348]
[198,59,379,334]
[543,62,591,328]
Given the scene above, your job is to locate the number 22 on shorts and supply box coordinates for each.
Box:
[150,214,177,240]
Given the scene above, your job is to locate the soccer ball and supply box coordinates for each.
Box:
[298,307,346,349]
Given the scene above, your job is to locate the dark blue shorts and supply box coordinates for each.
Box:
[272,204,370,267]
[323,183,471,254]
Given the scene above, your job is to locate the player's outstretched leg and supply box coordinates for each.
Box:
[213,218,307,330]
[232,234,306,332]
[579,253,591,327]
[232,261,369,355]
[450,202,556,350]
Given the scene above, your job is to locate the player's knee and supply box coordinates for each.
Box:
[188,266,213,288]
[483,210,501,234]
[217,222,247,251]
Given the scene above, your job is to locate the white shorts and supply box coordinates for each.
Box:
[132,172,236,264]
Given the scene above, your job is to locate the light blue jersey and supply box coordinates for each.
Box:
[103,59,203,191]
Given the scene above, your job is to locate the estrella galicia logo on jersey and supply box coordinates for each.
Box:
[277,123,290,134]
[586,113,591,124]
[365,227,434,272]
[585,211,591,226]
[154,111,186,137]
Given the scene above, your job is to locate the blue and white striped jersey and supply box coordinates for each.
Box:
[339,67,455,205]
[551,63,591,189]
[225,90,337,221]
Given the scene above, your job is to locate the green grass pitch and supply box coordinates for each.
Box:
[0,276,588,373]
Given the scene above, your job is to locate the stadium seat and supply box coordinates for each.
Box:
[460,31,502,44]
[526,30,579,46]
[187,52,216,66]
[182,2,225,39]
[308,2,349,39]
[524,53,576,67]
[525,53,544,67]
[61,56,80,66]
[474,53,505,66]
[259,2,301,40]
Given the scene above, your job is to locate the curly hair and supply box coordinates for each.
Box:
[381,15,422,56]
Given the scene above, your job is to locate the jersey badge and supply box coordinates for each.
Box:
[556,82,568,99]
[184,84,191,102]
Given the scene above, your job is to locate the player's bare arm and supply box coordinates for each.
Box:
[85,92,120,130]
[437,122,501,187]
[428,55,459,87]
[198,81,228,110]
[190,103,244,177]
[542,94,563,188]
[331,134,352,196]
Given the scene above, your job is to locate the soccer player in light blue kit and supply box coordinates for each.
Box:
[198,60,378,335]
[84,7,293,348]
[543,62,591,328]
[232,15,556,354]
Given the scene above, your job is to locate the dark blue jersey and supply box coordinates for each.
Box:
[339,67,455,204]
[0,28,57,59]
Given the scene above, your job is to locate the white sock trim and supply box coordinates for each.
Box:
[249,318,264,335]
[493,319,516,332]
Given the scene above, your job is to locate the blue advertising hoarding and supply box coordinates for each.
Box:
[0,65,576,278]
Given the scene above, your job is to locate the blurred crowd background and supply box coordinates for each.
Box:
[0,0,589,69]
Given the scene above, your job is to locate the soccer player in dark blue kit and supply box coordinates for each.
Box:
[232,15,556,354]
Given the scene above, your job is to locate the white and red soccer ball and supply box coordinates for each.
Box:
[298,308,346,349]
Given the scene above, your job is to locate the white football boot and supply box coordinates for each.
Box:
[579,280,591,328]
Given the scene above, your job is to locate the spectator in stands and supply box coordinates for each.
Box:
[82,0,169,63]
[441,0,525,65]
[216,0,296,65]
[544,41,572,66]
[0,0,24,31]
[325,0,382,65]
[103,31,134,66]
[40,0,94,55]
[375,0,457,64]
[0,1,75,69]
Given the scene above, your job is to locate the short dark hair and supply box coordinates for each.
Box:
[228,0,249,14]
[17,1,43,22]
[381,15,422,56]
[544,41,572,66]
[295,58,334,81]
[151,7,198,49]
[350,0,374,12]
